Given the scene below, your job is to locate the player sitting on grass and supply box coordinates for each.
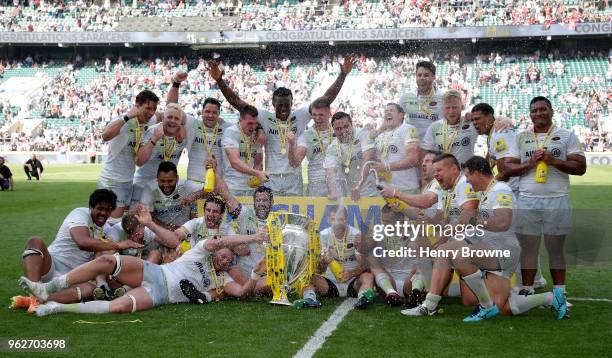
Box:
[312,205,376,309]
[401,156,568,321]
[11,189,142,313]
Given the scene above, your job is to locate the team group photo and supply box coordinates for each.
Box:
[0,0,610,356]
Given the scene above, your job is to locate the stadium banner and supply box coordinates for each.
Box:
[0,23,609,44]
[585,152,612,166]
[197,196,387,233]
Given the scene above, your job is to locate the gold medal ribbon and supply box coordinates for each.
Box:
[161,136,177,161]
[443,175,462,222]
[203,123,220,158]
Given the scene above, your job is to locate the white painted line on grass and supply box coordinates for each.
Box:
[294,298,357,358]
[569,297,612,303]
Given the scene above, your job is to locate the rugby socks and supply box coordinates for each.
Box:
[553,285,566,293]
[415,258,432,289]
[46,274,69,294]
[375,273,397,295]
[423,293,441,311]
[357,287,375,302]
[411,274,425,291]
[508,292,553,315]
[302,288,317,301]
[462,270,494,309]
[62,301,111,314]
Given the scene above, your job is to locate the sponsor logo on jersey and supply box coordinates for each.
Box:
[389,145,399,154]
[461,137,471,146]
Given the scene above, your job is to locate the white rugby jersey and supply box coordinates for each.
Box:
[422,118,478,165]
[514,126,584,198]
[185,115,231,182]
[134,123,187,186]
[221,123,260,192]
[297,126,333,185]
[320,225,361,273]
[140,179,201,228]
[258,105,310,175]
[399,87,444,140]
[48,208,112,270]
[374,122,420,192]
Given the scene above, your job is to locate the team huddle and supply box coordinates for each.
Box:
[11,58,586,323]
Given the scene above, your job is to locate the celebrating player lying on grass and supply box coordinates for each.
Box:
[19,213,268,316]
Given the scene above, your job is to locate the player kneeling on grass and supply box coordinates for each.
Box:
[402,156,568,321]
[19,210,268,316]
[11,189,143,313]
[312,205,376,309]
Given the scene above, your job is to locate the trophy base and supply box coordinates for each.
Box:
[269,299,292,306]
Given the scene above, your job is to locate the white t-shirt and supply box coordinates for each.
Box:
[48,208,112,270]
[231,205,267,274]
[320,225,361,274]
[100,116,157,183]
[324,127,377,197]
[399,88,445,140]
[476,181,519,250]
[487,128,520,191]
[436,175,479,223]
[375,123,420,191]
[221,123,260,192]
[422,119,478,165]
[258,105,310,175]
[161,239,221,304]
[514,126,584,197]
[185,115,231,182]
[140,179,200,228]
[133,123,187,186]
[180,217,234,247]
[297,126,333,184]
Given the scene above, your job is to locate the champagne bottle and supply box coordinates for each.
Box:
[535,161,548,183]
[248,176,261,188]
[203,168,215,192]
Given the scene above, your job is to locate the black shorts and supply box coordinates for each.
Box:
[322,276,357,298]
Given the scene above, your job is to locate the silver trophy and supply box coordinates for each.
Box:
[266,212,319,306]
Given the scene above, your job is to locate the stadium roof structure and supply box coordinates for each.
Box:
[0,22,609,46]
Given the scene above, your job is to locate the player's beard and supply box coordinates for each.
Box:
[255,204,271,220]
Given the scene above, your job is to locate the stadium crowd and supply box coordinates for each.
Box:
[1,48,610,152]
[0,0,610,32]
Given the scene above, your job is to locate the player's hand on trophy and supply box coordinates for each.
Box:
[173,71,188,83]
[341,53,357,75]
[207,60,224,81]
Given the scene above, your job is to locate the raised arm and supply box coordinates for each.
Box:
[323,54,356,104]
[287,132,307,168]
[207,60,247,111]
[135,209,183,248]
[102,107,140,142]
[166,71,188,105]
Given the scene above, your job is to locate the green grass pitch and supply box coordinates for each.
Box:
[0,164,611,357]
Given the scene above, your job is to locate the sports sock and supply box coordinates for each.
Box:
[375,273,396,294]
[423,293,441,311]
[46,274,69,293]
[411,273,425,291]
[553,285,566,293]
[462,270,494,309]
[302,288,317,301]
[62,301,111,314]
[508,292,552,315]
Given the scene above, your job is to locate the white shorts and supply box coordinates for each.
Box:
[322,274,358,298]
[40,256,75,283]
[515,195,572,236]
[141,261,170,306]
[97,178,132,208]
[268,173,303,196]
